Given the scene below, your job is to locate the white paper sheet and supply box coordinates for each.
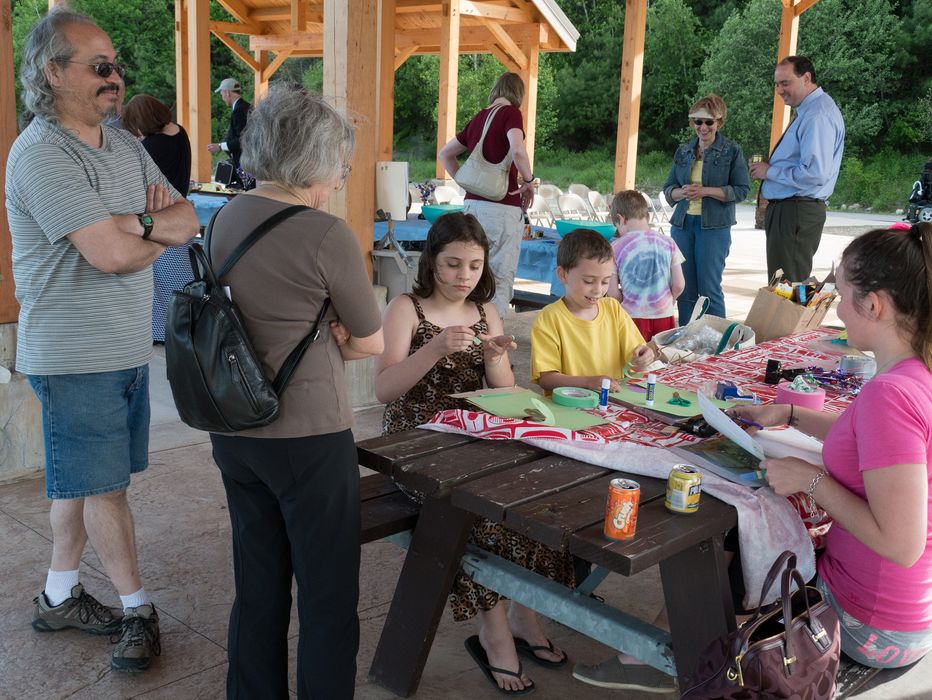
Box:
[698,391,765,459]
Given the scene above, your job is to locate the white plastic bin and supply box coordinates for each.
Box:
[371,249,422,302]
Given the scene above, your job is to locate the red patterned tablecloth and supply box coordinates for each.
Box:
[429,328,859,547]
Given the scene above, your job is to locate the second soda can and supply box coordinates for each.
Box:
[604,478,640,540]
[666,464,702,514]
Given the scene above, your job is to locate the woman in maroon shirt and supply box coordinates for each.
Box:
[438,73,535,321]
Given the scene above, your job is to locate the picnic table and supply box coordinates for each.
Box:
[358,328,860,696]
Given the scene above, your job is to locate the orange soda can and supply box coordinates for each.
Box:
[603,478,640,540]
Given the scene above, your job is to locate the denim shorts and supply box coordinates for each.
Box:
[27,366,150,499]
[817,576,932,669]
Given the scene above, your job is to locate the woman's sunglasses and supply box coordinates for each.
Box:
[66,61,127,79]
[692,119,716,127]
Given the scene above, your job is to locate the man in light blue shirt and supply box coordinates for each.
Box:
[750,56,845,281]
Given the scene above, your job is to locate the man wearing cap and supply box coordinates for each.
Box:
[750,56,845,282]
[207,78,250,177]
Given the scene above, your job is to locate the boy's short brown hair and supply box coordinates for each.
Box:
[557,229,613,270]
[610,190,650,224]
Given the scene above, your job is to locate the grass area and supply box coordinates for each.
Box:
[406,148,926,214]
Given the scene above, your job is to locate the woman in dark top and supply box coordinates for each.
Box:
[122,94,191,195]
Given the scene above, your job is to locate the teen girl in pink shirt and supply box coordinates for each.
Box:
[735,223,932,669]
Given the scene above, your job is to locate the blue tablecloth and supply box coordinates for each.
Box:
[189,192,229,227]
[374,217,563,291]
[188,198,564,292]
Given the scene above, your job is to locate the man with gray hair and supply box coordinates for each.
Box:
[5,8,198,672]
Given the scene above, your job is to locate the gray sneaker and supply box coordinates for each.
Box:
[32,583,123,635]
[111,604,161,672]
[572,657,677,694]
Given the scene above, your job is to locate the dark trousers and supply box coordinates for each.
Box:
[764,199,826,282]
[211,430,361,700]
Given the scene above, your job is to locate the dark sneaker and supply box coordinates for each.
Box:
[32,583,123,635]
[572,657,677,694]
[111,604,161,672]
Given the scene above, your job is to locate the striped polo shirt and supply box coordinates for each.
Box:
[5,117,178,375]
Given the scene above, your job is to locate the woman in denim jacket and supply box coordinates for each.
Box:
[662,94,750,324]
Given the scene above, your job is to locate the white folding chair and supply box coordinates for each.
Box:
[527,194,555,227]
[537,184,564,222]
[588,190,611,223]
[558,193,590,220]
[657,190,674,224]
[568,183,591,200]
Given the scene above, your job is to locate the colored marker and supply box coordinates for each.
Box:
[599,377,610,412]
[645,373,657,407]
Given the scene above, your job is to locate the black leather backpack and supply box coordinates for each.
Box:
[165,205,330,432]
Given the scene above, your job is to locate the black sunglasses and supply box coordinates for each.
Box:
[693,119,716,127]
[67,61,126,79]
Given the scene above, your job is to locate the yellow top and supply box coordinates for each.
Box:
[530,297,645,385]
[687,158,703,216]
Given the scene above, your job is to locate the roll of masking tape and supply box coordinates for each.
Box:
[529,397,556,426]
[552,386,600,408]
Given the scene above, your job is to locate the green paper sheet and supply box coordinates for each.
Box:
[611,382,732,418]
[463,390,611,430]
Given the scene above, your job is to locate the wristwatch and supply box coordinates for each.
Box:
[137,213,154,240]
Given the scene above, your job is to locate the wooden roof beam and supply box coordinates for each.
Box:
[211,27,261,71]
[482,19,527,70]
[250,31,324,52]
[394,45,418,70]
[460,1,532,23]
[794,0,820,15]
[217,0,260,33]
[396,0,441,12]
[262,49,293,81]
[488,44,519,73]
[209,20,258,37]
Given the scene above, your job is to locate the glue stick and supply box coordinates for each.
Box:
[645,373,657,407]
[599,377,610,412]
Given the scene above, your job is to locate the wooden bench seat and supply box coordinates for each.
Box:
[360,473,419,544]
[510,290,560,312]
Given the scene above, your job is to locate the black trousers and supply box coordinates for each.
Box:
[764,198,827,282]
[211,430,361,700]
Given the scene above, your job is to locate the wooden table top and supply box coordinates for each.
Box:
[357,429,736,576]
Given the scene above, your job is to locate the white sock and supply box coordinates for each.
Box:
[45,569,80,607]
[120,588,150,610]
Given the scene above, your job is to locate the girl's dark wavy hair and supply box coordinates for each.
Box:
[412,212,495,303]
[841,222,932,369]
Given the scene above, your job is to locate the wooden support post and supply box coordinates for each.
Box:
[377,0,396,162]
[770,3,799,153]
[187,0,212,182]
[1,0,18,323]
[519,35,539,174]
[434,0,460,179]
[174,0,190,128]
[613,0,647,192]
[254,50,269,100]
[324,0,379,269]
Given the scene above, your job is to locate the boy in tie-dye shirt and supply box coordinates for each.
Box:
[606,190,685,341]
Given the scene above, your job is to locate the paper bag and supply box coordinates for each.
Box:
[744,270,837,342]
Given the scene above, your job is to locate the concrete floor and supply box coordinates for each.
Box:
[2,205,931,699]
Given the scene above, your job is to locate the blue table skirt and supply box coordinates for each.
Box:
[188,196,565,294]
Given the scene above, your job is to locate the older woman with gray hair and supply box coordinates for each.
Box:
[207,84,383,699]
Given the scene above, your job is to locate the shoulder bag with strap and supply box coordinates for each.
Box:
[454,104,513,201]
[680,551,840,699]
[165,205,331,433]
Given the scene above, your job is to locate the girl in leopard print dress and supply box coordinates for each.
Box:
[375,212,575,695]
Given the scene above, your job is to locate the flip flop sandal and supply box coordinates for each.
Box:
[464,635,535,696]
[513,637,568,669]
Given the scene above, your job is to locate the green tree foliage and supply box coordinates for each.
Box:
[640,0,704,154]
[696,0,780,157]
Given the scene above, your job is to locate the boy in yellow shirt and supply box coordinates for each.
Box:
[531,229,655,393]
[531,228,676,693]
